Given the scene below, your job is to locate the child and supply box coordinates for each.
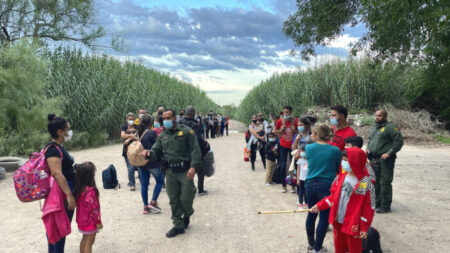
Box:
[310,147,375,253]
[296,144,308,209]
[344,136,376,184]
[74,162,103,253]
[264,132,279,185]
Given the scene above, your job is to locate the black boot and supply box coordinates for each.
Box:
[166,227,185,238]
[251,162,255,171]
[184,217,190,229]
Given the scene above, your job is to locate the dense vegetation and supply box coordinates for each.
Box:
[0,43,219,156]
[236,58,427,123]
[282,0,449,128]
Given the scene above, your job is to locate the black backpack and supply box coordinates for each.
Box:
[102,164,120,189]
[271,162,284,184]
[363,227,383,253]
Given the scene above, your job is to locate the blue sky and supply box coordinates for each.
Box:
[97,0,365,105]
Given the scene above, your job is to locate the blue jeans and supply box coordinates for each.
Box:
[48,181,74,253]
[279,145,291,187]
[138,167,164,206]
[297,180,306,204]
[305,180,332,252]
[124,156,138,187]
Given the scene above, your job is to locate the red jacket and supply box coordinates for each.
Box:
[76,186,101,231]
[42,177,71,244]
[317,147,375,236]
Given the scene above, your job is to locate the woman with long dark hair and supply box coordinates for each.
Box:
[45,114,76,253]
[137,114,165,214]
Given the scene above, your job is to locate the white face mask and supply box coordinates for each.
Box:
[64,130,73,142]
[127,120,134,125]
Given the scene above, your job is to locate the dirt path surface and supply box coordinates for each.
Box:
[1,120,449,252]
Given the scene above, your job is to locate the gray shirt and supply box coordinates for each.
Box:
[337,175,358,224]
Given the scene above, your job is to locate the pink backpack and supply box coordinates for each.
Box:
[13,144,63,202]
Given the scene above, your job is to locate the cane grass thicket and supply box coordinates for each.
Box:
[236,58,420,122]
[0,43,219,156]
[45,47,220,141]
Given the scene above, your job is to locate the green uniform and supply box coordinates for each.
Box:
[149,124,202,229]
[367,120,404,209]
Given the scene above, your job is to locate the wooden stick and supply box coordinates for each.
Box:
[258,209,311,214]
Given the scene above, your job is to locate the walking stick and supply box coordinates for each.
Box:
[258,209,311,214]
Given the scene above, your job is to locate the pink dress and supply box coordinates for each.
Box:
[76,186,101,234]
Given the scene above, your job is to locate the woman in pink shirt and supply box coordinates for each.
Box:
[74,162,103,253]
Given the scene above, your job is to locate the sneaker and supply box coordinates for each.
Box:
[148,201,161,213]
[166,227,185,238]
[291,189,296,193]
[281,187,287,193]
[316,247,328,253]
[298,204,304,210]
[130,186,136,191]
[265,183,271,186]
[197,191,208,196]
[142,206,151,215]
[304,204,309,210]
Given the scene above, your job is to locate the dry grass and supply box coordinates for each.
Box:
[304,105,448,145]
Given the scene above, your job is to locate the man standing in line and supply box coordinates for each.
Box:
[141,109,202,237]
[329,105,357,151]
[367,109,403,214]
[152,105,164,119]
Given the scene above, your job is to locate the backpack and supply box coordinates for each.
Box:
[203,150,215,177]
[271,162,283,184]
[13,144,62,202]
[363,227,383,253]
[197,137,211,157]
[102,164,120,189]
[127,129,150,167]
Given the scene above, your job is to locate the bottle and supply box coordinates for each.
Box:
[39,170,48,179]
[37,170,50,189]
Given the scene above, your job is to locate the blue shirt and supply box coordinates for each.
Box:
[305,143,341,183]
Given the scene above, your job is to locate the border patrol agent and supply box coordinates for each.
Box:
[366,109,403,214]
[142,109,202,238]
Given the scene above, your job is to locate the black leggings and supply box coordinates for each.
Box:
[250,142,266,168]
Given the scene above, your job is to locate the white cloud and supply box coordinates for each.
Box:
[325,34,359,50]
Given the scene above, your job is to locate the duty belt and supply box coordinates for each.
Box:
[168,161,191,173]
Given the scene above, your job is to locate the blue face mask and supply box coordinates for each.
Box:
[341,160,352,173]
[300,151,306,158]
[298,126,305,132]
[330,117,338,126]
[284,115,291,120]
[154,122,161,128]
[163,120,174,129]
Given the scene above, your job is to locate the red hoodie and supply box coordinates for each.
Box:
[317,147,375,235]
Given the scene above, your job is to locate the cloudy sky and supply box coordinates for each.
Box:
[96,0,365,105]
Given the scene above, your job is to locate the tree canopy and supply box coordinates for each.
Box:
[283,0,449,65]
[0,0,104,47]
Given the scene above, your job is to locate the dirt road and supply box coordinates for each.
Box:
[1,120,449,252]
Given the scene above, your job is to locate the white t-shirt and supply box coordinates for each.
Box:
[337,175,358,224]
[297,158,308,181]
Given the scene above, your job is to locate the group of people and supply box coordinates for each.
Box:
[247,105,403,253]
[41,105,212,253]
